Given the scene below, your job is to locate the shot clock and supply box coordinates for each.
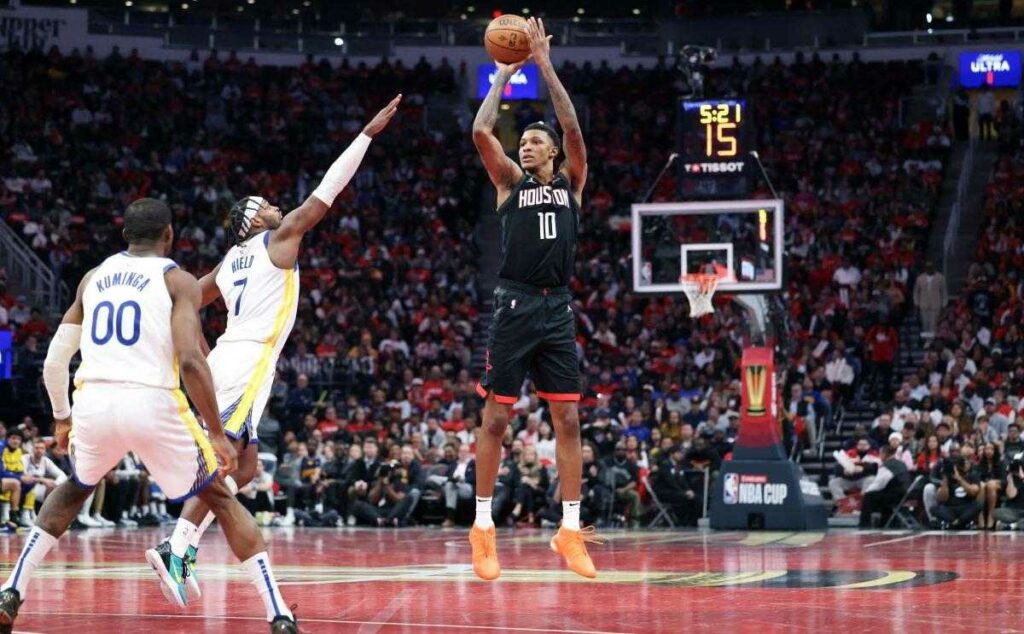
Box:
[679,99,750,176]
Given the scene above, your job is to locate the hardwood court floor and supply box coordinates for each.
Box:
[1,526,1022,633]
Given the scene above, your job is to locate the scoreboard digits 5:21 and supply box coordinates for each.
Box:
[679,99,749,176]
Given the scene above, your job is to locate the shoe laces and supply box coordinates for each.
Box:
[578,525,605,545]
[565,526,604,558]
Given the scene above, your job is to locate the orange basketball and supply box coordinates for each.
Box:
[484,15,530,64]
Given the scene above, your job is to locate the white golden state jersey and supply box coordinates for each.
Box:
[76,252,181,389]
[215,231,299,346]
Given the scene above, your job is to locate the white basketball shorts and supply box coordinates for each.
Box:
[69,383,218,502]
[207,340,278,444]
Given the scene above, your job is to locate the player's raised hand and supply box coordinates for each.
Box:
[525,17,553,64]
[363,94,402,138]
[496,57,530,76]
[54,417,72,452]
[211,434,238,478]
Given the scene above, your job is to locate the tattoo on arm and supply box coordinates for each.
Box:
[473,68,521,190]
[474,69,510,134]
[539,63,586,182]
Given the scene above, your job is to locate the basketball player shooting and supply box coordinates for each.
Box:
[146,95,400,600]
[470,17,597,580]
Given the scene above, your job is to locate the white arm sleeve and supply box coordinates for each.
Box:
[42,323,82,420]
[311,133,372,206]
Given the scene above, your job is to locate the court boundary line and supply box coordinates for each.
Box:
[20,610,632,634]
[863,534,929,548]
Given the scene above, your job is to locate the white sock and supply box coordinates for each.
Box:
[474,496,494,529]
[170,519,198,558]
[242,552,292,622]
[2,527,58,595]
[562,500,581,531]
[190,476,236,548]
[191,511,216,549]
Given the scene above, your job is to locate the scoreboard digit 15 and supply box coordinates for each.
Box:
[679,99,749,176]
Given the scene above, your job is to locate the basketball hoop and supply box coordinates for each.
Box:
[680,273,722,318]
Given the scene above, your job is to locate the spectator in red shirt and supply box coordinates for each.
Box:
[442,403,466,432]
[318,406,342,436]
[865,320,899,403]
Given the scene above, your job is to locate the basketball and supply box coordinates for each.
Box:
[484,15,530,64]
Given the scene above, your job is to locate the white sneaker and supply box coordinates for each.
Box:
[78,514,102,528]
[118,517,138,528]
[346,515,356,527]
[93,514,116,527]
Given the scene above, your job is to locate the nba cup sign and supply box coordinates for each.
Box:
[711,343,829,528]
[723,474,789,506]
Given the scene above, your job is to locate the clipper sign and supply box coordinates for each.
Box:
[477,63,540,100]
[0,5,87,51]
[959,51,1022,88]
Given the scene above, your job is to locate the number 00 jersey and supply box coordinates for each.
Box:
[76,252,181,390]
[496,173,580,289]
[214,231,299,346]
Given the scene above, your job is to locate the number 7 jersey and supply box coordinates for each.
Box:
[76,252,182,390]
[214,231,299,347]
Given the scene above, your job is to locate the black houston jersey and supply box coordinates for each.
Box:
[496,173,580,288]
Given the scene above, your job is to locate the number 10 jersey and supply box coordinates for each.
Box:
[496,172,580,289]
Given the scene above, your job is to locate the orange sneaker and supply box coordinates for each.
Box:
[469,525,501,581]
[550,525,601,579]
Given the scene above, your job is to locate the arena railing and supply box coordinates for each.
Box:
[86,10,657,54]
[942,138,975,280]
[864,26,1024,47]
[0,219,69,318]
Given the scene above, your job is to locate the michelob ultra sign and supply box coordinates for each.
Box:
[959,51,1022,89]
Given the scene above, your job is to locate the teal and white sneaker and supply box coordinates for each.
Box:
[184,544,201,600]
[145,542,188,607]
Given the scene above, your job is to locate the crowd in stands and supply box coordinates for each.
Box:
[828,104,1024,530]
[1,46,952,530]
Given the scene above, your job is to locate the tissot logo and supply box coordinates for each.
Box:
[684,161,746,174]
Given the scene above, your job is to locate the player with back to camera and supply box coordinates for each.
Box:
[145,95,401,600]
[0,199,298,633]
[470,17,598,580]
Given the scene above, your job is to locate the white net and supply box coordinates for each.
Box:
[680,274,721,318]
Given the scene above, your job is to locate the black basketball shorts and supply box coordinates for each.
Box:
[476,281,581,404]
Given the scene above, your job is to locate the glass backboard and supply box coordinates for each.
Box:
[631,199,784,294]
